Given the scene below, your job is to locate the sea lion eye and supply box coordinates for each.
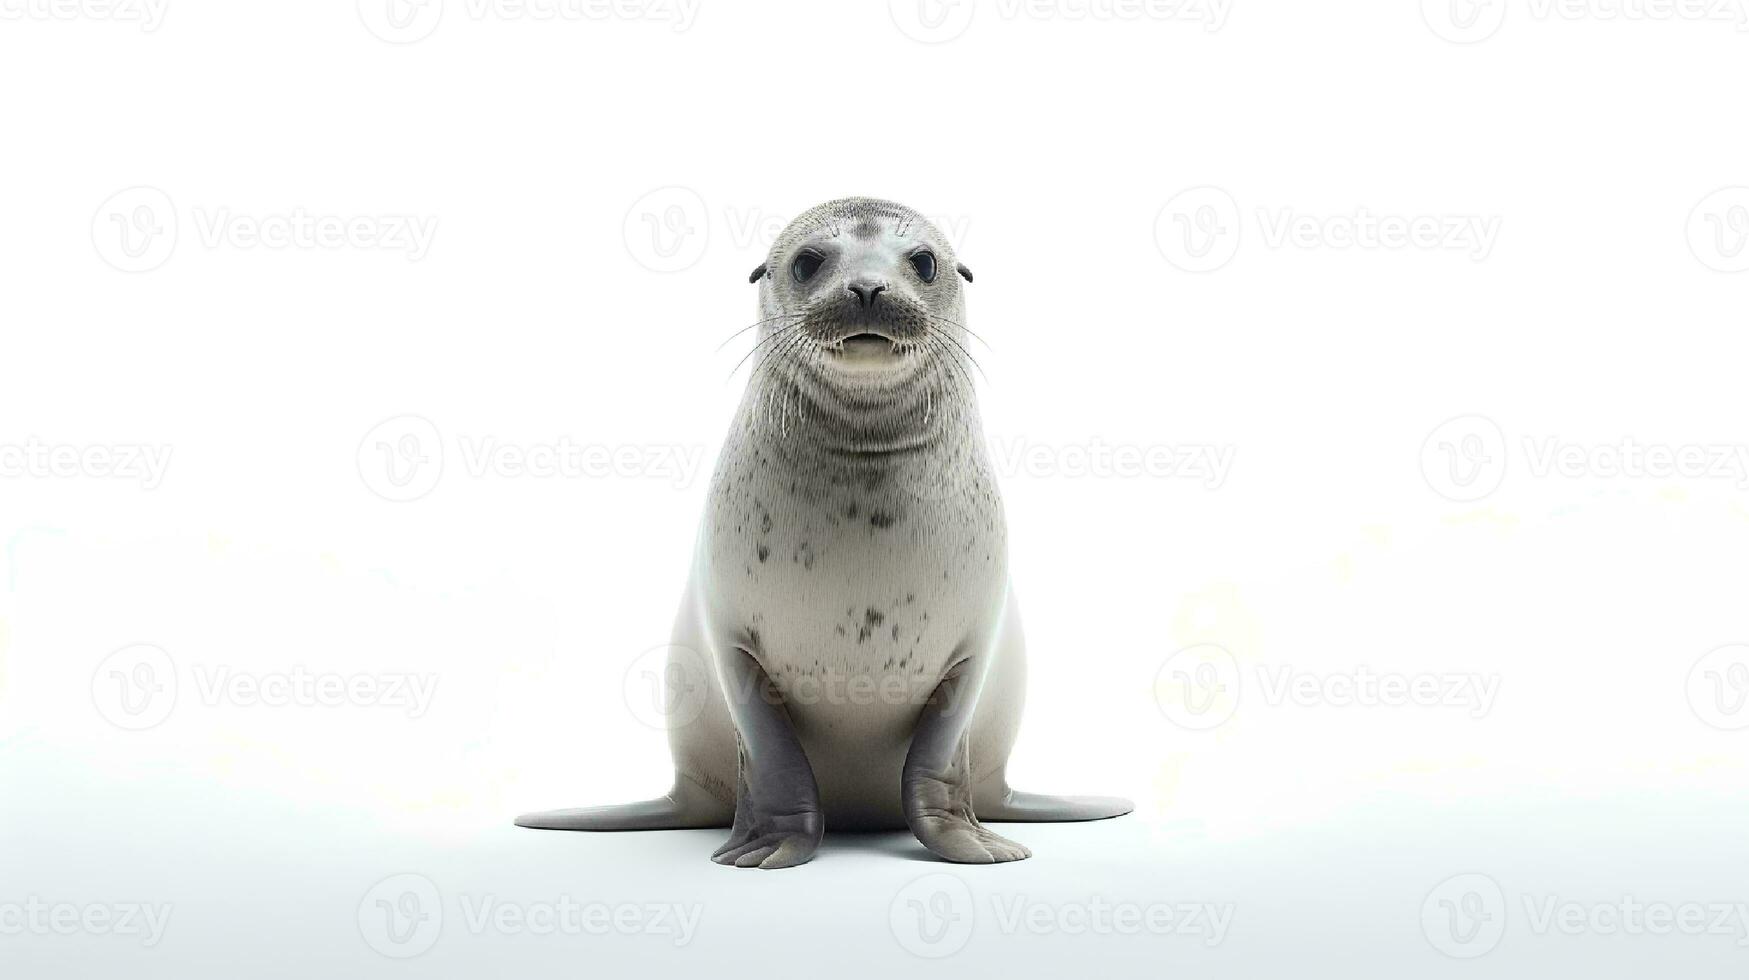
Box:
[909,250,937,283]
[791,250,824,283]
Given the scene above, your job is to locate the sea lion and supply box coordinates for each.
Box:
[517,197,1132,868]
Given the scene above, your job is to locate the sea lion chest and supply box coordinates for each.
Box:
[696,431,1008,716]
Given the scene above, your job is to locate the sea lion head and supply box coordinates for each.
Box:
[746,198,975,399]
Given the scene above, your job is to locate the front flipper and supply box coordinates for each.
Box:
[904,660,1031,864]
[709,650,823,869]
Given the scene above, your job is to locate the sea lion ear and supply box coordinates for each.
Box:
[956,262,974,283]
[749,262,767,284]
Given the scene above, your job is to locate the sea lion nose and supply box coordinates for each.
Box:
[846,279,886,308]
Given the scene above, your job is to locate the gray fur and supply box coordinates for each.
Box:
[516,198,1132,867]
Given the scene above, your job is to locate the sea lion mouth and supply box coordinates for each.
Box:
[823,331,906,373]
[832,331,896,353]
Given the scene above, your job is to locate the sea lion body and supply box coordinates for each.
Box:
[518,198,1130,865]
[671,410,1020,829]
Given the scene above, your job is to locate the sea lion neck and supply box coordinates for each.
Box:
[735,361,984,463]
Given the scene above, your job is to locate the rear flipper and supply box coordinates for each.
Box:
[515,776,732,831]
[975,785,1134,823]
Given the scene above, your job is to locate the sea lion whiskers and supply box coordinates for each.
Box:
[747,330,820,437]
[919,321,988,384]
[714,311,807,353]
[726,322,805,382]
[924,312,995,352]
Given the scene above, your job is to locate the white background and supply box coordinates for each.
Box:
[3,0,1748,976]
